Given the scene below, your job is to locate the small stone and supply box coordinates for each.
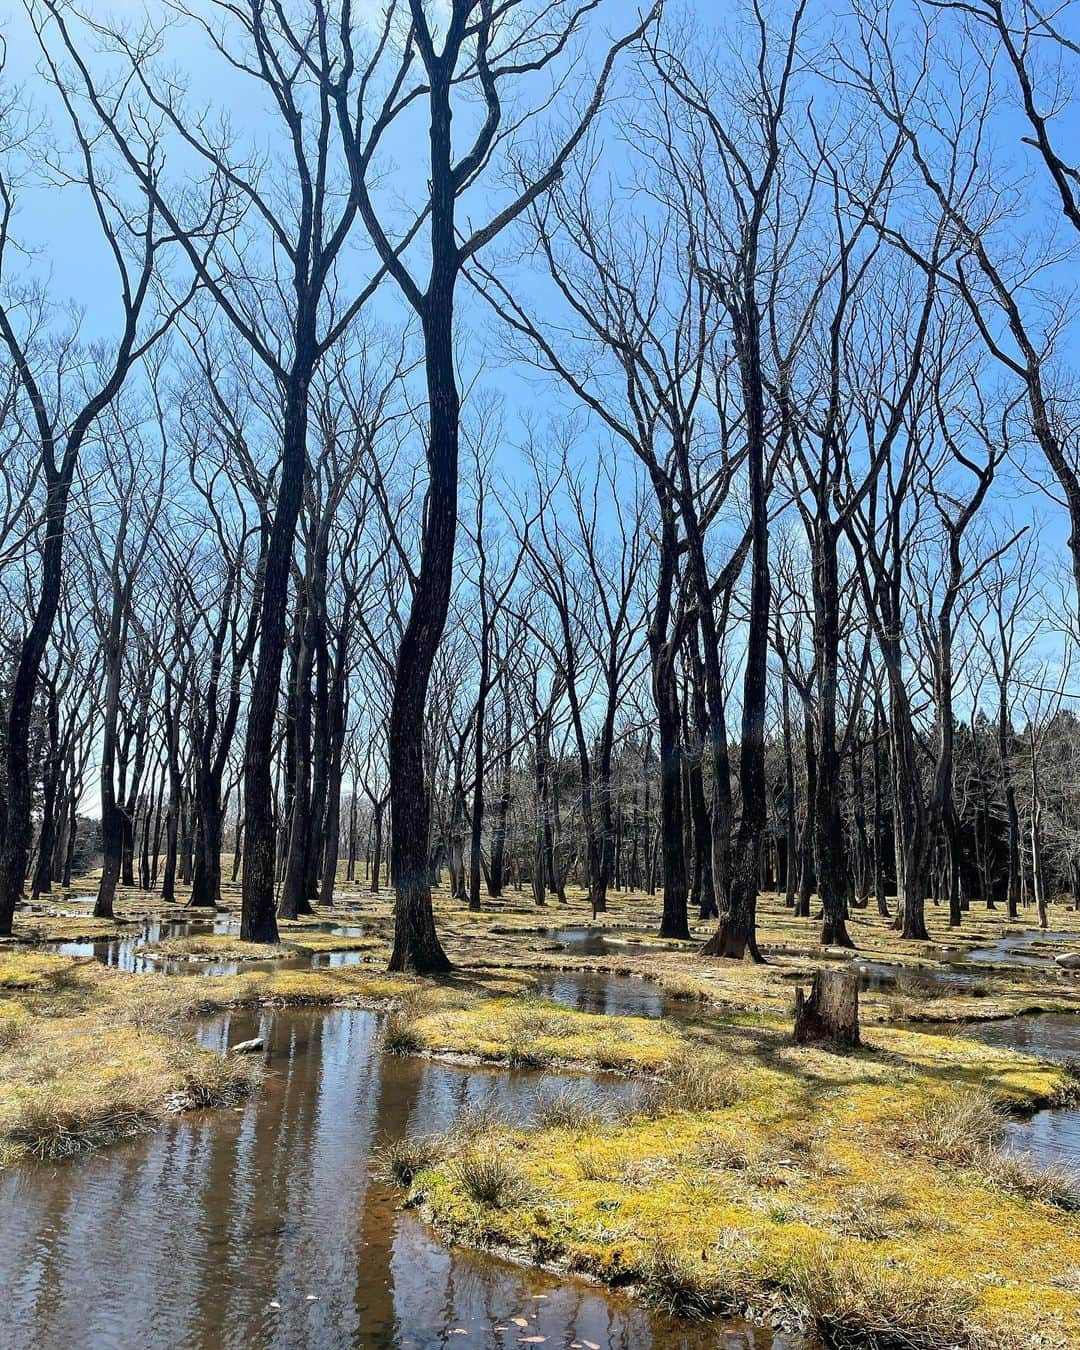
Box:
[231,1037,265,1054]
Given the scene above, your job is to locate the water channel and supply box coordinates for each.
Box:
[0,1004,795,1350]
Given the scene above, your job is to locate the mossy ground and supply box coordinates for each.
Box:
[399,991,683,1072]
[7,875,1080,1344]
[412,1020,1080,1347]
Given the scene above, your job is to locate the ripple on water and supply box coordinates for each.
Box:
[954,929,1079,969]
[1004,1108,1080,1172]
[962,1013,1080,1064]
[552,928,627,958]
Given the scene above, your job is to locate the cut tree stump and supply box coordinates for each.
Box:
[793,968,860,1047]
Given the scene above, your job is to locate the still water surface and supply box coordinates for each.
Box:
[0,1006,794,1350]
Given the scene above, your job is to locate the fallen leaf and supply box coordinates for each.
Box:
[511,1318,529,1328]
[518,1339,546,1345]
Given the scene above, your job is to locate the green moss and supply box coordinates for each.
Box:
[409,996,682,1072]
[0,948,418,1167]
[400,992,1080,1349]
[6,875,1080,1346]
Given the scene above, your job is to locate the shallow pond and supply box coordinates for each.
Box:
[51,919,223,974]
[926,1011,1080,1173]
[0,1006,796,1349]
[548,927,691,959]
[847,958,984,995]
[43,914,372,978]
[531,970,667,1019]
[552,928,628,957]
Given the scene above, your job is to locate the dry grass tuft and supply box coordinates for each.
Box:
[175,1047,260,1109]
[893,969,985,1001]
[979,1148,1080,1212]
[505,1038,550,1070]
[830,1185,913,1241]
[371,1133,444,1186]
[7,1089,160,1161]
[788,1254,978,1349]
[902,1088,1005,1163]
[641,1048,744,1116]
[637,1234,755,1320]
[659,976,710,1003]
[447,1096,508,1141]
[0,1013,27,1051]
[637,1243,717,1318]
[382,1010,426,1056]
[575,1148,611,1181]
[450,1149,529,1208]
[532,1082,615,1133]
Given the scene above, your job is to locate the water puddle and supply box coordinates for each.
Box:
[848,959,901,992]
[949,929,1079,970]
[0,1006,793,1349]
[309,949,370,969]
[552,929,628,957]
[52,920,204,974]
[532,970,666,1019]
[958,1013,1080,1063]
[848,959,983,995]
[41,913,383,978]
[920,1011,1080,1173]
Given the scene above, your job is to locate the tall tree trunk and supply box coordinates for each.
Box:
[781,669,797,909]
[386,265,456,972]
[0,474,74,933]
[487,684,512,898]
[241,364,314,944]
[999,694,1021,921]
[814,526,852,948]
[279,600,317,922]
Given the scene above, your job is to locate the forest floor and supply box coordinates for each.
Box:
[4,879,1080,1346]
